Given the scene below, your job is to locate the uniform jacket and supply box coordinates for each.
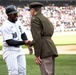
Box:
[31,12,58,58]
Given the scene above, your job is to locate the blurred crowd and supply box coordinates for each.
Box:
[0,4,76,31]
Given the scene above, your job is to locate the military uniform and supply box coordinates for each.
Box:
[31,12,58,58]
[29,2,58,75]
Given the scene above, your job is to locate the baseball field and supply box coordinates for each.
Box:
[0,31,76,75]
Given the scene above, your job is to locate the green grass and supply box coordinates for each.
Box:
[55,54,76,75]
[0,54,76,75]
[0,46,2,50]
[0,55,8,75]
[52,34,76,45]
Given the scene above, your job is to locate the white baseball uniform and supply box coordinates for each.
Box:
[1,19,26,75]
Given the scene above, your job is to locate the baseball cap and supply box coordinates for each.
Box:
[6,5,18,14]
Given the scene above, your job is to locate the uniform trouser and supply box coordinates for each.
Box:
[39,56,55,75]
[5,54,26,75]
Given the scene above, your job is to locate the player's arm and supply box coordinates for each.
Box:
[6,39,25,47]
[21,33,28,41]
[6,33,28,47]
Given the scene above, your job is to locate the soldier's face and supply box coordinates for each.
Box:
[30,8,34,17]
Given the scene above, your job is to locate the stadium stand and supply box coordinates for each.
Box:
[0,0,76,32]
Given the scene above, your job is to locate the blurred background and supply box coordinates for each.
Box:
[0,0,76,33]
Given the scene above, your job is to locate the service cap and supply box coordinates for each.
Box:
[29,2,44,10]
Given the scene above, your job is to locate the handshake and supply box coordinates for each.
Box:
[24,40,34,55]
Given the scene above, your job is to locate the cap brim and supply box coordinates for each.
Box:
[8,10,18,14]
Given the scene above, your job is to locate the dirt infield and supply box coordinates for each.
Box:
[0,45,76,55]
[56,45,76,54]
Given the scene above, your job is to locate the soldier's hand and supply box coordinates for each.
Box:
[35,56,42,65]
[28,45,33,55]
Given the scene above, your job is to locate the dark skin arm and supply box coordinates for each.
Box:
[6,33,28,47]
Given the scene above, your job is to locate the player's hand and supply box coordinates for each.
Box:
[24,40,33,46]
[35,56,42,65]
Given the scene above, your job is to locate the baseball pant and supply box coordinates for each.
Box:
[5,53,26,75]
[39,56,55,75]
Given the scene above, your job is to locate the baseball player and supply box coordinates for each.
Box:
[1,5,32,75]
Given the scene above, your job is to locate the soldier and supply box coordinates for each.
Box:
[29,2,58,75]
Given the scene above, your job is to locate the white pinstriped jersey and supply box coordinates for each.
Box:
[1,20,25,59]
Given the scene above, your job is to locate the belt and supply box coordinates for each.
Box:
[41,36,51,39]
